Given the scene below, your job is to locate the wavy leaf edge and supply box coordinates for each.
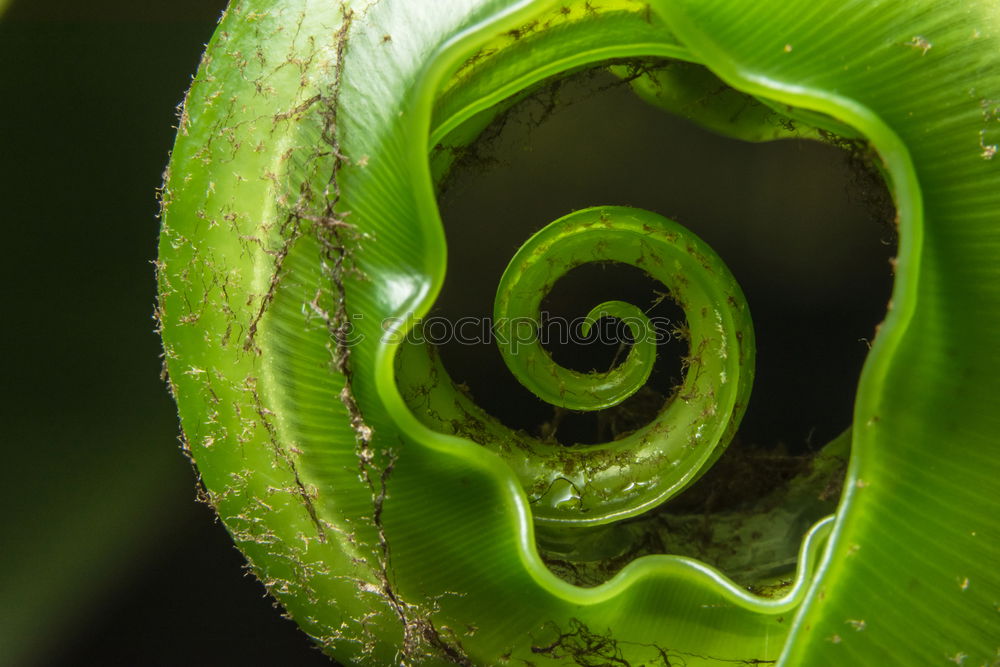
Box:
[158,0,1000,664]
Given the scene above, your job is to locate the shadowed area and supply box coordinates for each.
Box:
[435,67,895,452]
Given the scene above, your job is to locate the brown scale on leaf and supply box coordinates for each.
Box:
[303,7,475,664]
[530,618,777,666]
[818,130,896,238]
[436,58,669,199]
[244,375,328,543]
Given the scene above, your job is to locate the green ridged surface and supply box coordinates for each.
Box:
[157,0,1000,664]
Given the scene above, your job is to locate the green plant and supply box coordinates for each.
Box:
[157,0,1000,664]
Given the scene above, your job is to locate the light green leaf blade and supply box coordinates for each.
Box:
[158,0,1000,664]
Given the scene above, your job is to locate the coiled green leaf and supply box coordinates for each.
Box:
[158,0,1000,664]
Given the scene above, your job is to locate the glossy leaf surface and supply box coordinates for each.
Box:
[158,0,1000,664]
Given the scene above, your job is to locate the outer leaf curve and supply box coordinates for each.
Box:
[650,1,1000,663]
[157,0,1000,665]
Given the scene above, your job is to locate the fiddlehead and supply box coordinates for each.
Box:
[400,205,753,527]
[157,0,1000,665]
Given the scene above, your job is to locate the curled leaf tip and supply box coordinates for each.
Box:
[158,0,1000,664]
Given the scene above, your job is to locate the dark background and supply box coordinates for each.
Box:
[433,71,896,449]
[1,2,331,665]
[0,1,893,665]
